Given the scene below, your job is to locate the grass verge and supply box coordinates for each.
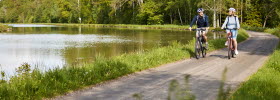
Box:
[0,24,9,32]
[10,23,223,31]
[0,29,248,100]
[27,23,192,30]
[241,25,267,32]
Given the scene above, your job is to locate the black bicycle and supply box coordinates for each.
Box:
[192,28,207,59]
[224,28,237,59]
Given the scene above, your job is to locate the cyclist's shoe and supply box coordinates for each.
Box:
[225,41,228,46]
[205,42,209,50]
[235,50,239,55]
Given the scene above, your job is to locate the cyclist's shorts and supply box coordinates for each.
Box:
[226,29,238,39]
[196,30,207,37]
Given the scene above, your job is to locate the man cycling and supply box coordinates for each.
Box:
[189,8,210,49]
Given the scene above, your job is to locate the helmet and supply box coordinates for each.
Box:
[229,8,236,12]
[197,8,204,13]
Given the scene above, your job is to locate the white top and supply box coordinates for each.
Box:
[221,16,240,29]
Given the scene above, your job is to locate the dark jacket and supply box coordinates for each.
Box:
[190,15,209,28]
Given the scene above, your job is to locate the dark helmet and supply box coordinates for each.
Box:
[197,8,204,13]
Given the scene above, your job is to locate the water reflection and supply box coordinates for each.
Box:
[0,25,224,76]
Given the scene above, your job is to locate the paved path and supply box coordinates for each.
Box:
[55,31,279,100]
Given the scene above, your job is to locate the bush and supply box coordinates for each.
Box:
[0,24,9,32]
[265,28,280,37]
[241,24,266,32]
[147,15,164,25]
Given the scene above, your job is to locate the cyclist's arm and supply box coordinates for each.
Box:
[236,16,240,29]
[221,17,228,29]
[190,15,197,28]
[205,16,210,30]
[205,15,210,28]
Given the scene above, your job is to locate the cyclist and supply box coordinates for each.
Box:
[221,8,240,55]
[189,8,210,49]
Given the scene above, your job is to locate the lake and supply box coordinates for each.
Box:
[0,24,224,76]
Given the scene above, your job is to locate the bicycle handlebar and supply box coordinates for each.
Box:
[223,28,238,30]
[191,28,207,31]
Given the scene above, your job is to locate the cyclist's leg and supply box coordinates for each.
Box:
[226,30,231,46]
[202,31,207,42]
[196,30,200,48]
[232,30,238,53]
[202,31,208,49]
[196,30,200,38]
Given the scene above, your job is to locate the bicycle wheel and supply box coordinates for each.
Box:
[228,39,231,59]
[195,39,200,59]
[202,43,206,58]
[231,49,235,58]
[231,41,235,58]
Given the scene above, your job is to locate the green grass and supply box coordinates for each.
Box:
[241,24,267,32]
[10,23,221,31]
[28,23,191,30]
[0,29,248,100]
[237,28,250,42]
[265,28,280,37]
[0,24,9,32]
[230,28,280,100]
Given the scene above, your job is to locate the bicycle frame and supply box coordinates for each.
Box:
[224,28,237,59]
[228,31,235,50]
[193,28,207,59]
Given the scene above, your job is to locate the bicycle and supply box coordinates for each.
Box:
[192,28,207,59]
[224,28,237,59]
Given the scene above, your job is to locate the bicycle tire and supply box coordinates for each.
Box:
[202,46,206,58]
[195,39,200,59]
[231,41,235,58]
[228,39,231,59]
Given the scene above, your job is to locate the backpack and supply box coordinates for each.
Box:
[226,16,237,28]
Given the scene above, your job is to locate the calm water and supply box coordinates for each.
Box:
[0,24,224,75]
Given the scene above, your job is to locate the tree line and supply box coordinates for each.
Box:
[0,0,279,27]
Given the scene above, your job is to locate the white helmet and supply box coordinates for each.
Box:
[229,8,236,12]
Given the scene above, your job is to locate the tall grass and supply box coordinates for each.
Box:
[0,24,9,32]
[41,23,191,30]
[241,24,267,32]
[230,28,280,100]
[265,28,280,37]
[0,29,248,100]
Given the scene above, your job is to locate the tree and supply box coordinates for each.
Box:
[199,0,220,28]
[0,0,280,27]
[137,0,164,25]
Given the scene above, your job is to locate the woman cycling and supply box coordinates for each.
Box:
[221,8,240,55]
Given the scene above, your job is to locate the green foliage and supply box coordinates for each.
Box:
[1,0,280,27]
[265,28,280,37]
[0,24,8,32]
[241,24,267,32]
[244,8,263,27]
[136,0,164,25]
[237,28,250,42]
